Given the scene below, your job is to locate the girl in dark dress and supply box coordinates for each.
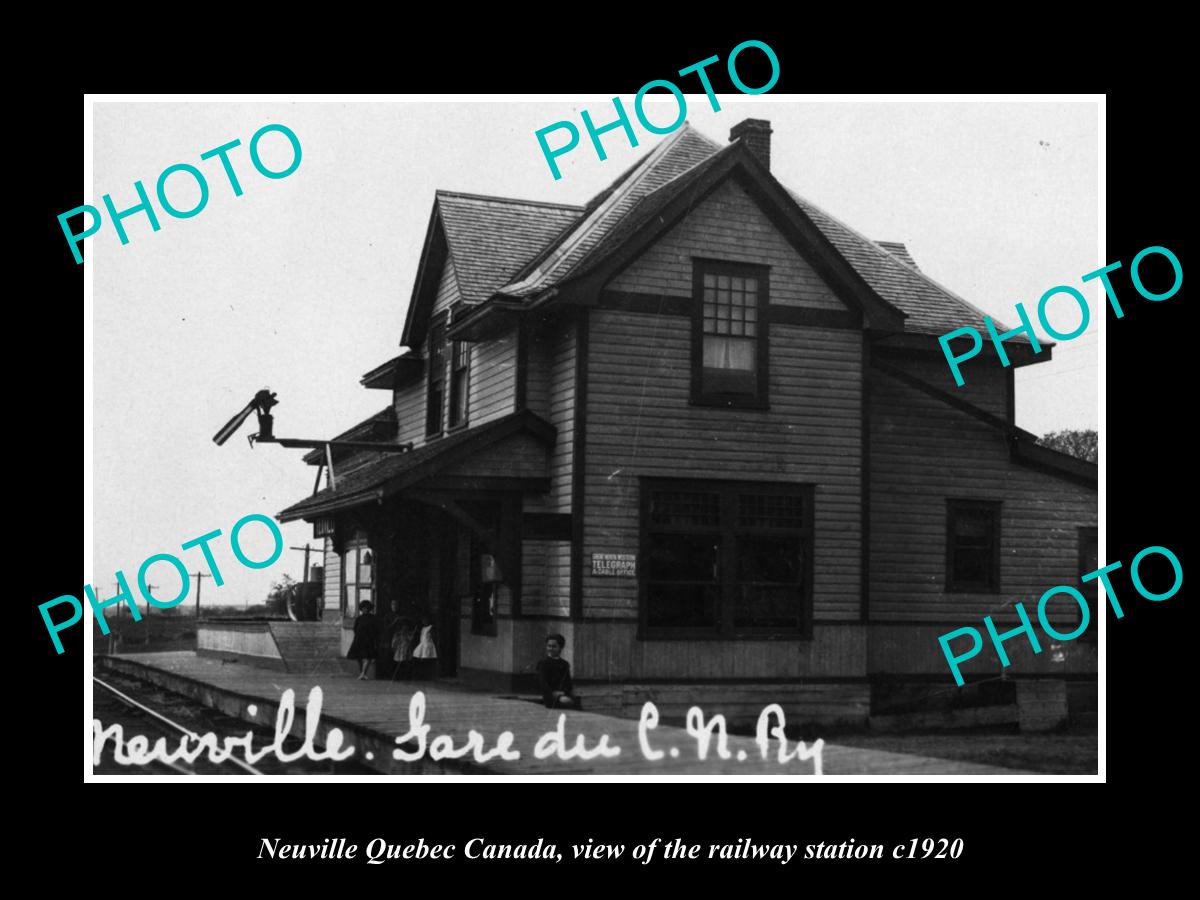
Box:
[347,601,381,680]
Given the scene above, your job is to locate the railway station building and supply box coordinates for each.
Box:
[263,119,1097,729]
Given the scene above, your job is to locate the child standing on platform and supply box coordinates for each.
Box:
[347,600,380,681]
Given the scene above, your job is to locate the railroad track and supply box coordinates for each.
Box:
[92,672,378,776]
[93,675,265,775]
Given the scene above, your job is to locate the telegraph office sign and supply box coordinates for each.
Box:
[592,553,636,577]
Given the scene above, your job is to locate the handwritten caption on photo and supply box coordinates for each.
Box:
[42,513,283,654]
[59,123,302,264]
[938,543,1182,684]
[93,688,825,773]
[257,835,965,864]
[938,245,1182,387]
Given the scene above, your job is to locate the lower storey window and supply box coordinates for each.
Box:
[946,499,1000,592]
[641,479,813,637]
[342,542,374,618]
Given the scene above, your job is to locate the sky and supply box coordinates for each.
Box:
[89,98,1100,610]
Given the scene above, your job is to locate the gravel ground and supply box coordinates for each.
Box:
[829,733,1098,774]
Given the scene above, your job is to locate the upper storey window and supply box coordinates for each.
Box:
[693,260,770,408]
[426,314,447,437]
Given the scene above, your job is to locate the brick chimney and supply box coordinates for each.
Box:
[730,118,773,170]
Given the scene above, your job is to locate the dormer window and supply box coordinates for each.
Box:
[692,260,770,408]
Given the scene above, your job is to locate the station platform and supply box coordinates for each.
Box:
[95,652,1027,775]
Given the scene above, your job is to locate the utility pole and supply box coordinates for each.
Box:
[111,581,126,653]
[142,585,158,646]
[193,571,213,620]
[290,544,315,581]
[109,582,121,655]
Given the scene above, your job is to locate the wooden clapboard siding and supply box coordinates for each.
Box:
[869,368,1097,625]
[584,310,862,621]
[572,620,866,680]
[468,326,517,427]
[431,253,461,316]
[879,348,1010,420]
[518,314,576,515]
[519,537,571,618]
[394,377,425,447]
[606,179,846,310]
[538,315,578,616]
[523,321,549,418]
[543,542,571,616]
[520,539,549,616]
[394,258,461,446]
[514,314,576,619]
[322,540,341,617]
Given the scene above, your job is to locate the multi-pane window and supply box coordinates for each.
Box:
[694,261,769,407]
[449,340,470,428]
[426,316,447,436]
[341,543,374,618]
[641,479,812,637]
[946,500,1001,592]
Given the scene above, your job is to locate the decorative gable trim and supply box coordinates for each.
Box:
[400,202,452,350]
[554,144,908,333]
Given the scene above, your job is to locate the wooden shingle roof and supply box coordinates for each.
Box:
[474,123,1028,341]
[278,410,555,522]
[416,122,1031,343]
[498,127,724,298]
[791,194,1030,341]
[435,191,582,304]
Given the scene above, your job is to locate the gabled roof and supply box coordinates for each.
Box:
[498,126,723,298]
[873,359,1095,487]
[491,123,1026,342]
[790,193,1032,342]
[875,241,921,271]
[400,193,582,348]
[436,191,583,303]
[278,410,556,522]
[410,121,1037,345]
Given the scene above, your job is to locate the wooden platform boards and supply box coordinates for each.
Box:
[96,652,1027,776]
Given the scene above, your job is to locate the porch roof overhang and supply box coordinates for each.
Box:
[277,409,556,523]
[360,352,424,390]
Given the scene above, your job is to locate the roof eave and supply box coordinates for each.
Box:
[399,201,451,349]
[1010,438,1098,487]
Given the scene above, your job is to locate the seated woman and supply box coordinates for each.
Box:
[536,634,580,710]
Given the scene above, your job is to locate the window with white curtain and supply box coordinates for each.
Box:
[693,260,769,407]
